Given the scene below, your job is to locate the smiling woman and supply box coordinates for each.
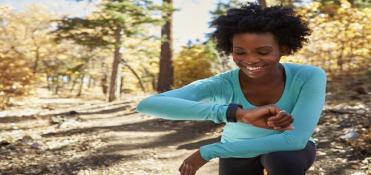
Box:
[136,2,326,175]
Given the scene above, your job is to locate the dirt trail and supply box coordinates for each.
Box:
[0,91,369,175]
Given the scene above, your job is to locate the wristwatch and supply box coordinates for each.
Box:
[226,103,243,122]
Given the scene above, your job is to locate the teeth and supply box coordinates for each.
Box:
[245,66,263,71]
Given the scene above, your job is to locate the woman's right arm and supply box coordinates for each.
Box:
[135,76,232,123]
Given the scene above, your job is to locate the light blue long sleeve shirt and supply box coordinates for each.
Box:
[136,63,326,161]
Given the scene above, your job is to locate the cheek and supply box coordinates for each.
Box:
[232,55,244,63]
[263,52,281,63]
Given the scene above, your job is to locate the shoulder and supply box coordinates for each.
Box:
[195,68,237,85]
[215,68,238,82]
[184,68,236,92]
[285,63,326,83]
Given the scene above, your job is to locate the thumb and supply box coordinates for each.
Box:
[268,105,282,116]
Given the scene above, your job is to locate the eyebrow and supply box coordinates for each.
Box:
[233,46,273,50]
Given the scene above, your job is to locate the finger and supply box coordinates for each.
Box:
[182,164,188,175]
[180,163,186,175]
[283,117,294,127]
[272,110,291,121]
[184,164,192,175]
[273,115,292,127]
[280,115,294,125]
[276,118,293,128]
[273,126,282,130]
[190,168,196,175]
[271,115,289,126]
[268,110,286,122]
[268,105,281,115]
[275,124,295,131]
[267,120,274,127]
[179,163,184,172]
[188,166,196,175]
[283,124,295,130]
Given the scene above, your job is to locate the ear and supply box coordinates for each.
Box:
[280,46,290,56]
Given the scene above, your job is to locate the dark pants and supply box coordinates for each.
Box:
[219,141,316,175]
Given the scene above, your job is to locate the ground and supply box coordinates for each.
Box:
[0,88,370,175]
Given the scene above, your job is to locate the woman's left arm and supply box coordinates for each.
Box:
[199,67,327,161]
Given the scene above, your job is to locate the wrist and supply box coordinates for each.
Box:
[235,107,245,122]
[226,103,243,122]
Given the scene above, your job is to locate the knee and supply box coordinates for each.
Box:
[262,152,305,175]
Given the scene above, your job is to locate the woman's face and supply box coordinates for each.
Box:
[232,32,287,79]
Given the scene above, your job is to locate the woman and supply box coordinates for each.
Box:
[136,3,326,175]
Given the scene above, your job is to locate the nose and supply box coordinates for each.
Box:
[233,54,261,65]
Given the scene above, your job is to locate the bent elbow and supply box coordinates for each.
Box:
[135,96,155,113]
[291,141,307,150]
[135,102,143,113]
[284,135,308,150]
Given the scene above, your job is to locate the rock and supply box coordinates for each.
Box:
[66,110,79,115]
[340,129,359,141]
[58,119,79,129]
[0,140,10,147]
[50,115,64,125]
[353,86,367,95]
[21,135,33,143]
[30,142,42,150]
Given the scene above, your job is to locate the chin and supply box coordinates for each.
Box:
[240,68,267,79]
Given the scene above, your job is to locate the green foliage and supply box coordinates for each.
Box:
[210,0,242,23]
[53,0,166,49]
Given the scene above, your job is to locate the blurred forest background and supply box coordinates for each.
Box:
[0,0,370,175]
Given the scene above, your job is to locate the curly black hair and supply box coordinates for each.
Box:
[210,3,311,55]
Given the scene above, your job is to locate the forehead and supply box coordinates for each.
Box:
[232,32,278,48]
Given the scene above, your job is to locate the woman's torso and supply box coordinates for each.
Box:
[214,63,315,143]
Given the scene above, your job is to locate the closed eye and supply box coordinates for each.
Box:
[258,52,270,55]
[233,52,246,56]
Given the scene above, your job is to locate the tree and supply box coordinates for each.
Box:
[283,0,370,76]
[210,0,242,22]
[53,0,164,101]
[0,49,33,108]
[0,5,61,106]
[173,43,219,88]
[258,0,267,7]
[157,0,174,92]
[315,0,371,8]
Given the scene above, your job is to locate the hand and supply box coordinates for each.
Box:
[236,105,294,131]
[267,110,295,130]
[179,150,208,175]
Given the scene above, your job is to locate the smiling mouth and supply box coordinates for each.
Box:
[245,66,265,71]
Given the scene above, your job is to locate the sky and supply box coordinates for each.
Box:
[0,0,252,52]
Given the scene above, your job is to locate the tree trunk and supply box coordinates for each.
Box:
[107,26,123,102]
[87,75,92,89]
[76,74,85,97]
[258,0,267,7]
[46,75,51,90]
[70,75,80,92]
[101,73,108,95]
[157,0,174,92]
[121,59,146,92]
[52,75,60,95]
[33,47,40,73]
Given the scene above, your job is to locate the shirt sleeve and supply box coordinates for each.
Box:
[135,76,232,124]
[199,67,327,161]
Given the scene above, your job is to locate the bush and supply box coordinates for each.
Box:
[0,52,34,108]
